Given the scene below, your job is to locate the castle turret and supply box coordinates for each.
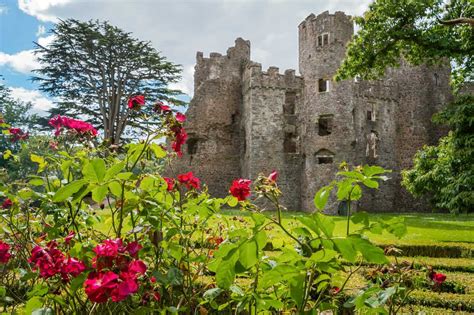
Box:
[298,11,356,212]
[170,38,250,197]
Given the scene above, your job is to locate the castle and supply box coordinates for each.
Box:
[172,11,452,212]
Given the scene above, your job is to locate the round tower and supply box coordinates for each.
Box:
[298,11,355,212]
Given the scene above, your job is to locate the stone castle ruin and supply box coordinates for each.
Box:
[172,11,452,212]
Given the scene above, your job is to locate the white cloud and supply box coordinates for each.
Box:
[169,65,194,96]
[37,34,55,47]
[9,87,54,112]
[36,24,46,37]
[0,50,40,74]
[16,0,372,97]
[18,0,71,22]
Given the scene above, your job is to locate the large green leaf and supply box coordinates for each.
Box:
[239,240,258,269]
[333,238,357,263]
[53,180,87,202]
[313,212,335,238]
[92,185,108,203]
[337,179,355,200]
[216,260,236,289]
[314,185,333,210]
[24,296,43,315]
[82,158,106,183]
[351,236,388,264]
[104,161,125,181]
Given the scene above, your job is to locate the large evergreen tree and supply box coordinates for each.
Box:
[335,0,473,213]
[33,19,184,144]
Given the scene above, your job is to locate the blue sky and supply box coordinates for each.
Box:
[0,0,370,114]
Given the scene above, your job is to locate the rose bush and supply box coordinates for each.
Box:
[0,97,410,314]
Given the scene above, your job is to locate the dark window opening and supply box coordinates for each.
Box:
[318,115,333,136]
[367,110,373,121]
[284,91,296,115]
[318,156,333,164]
[284,132,297,153]
[318,79,328,92]
[187,138,198,155]
[323,33,329,45]
[317,35,322,47]
[315,149,335,164]
[434,73,439,86]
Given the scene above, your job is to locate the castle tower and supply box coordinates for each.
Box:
[298,11,355,212]
[170,38,250,197]
[241,63,303,209]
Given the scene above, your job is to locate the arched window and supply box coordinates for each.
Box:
[315,149,334,164]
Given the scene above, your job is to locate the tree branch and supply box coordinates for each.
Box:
[438,17,474,26]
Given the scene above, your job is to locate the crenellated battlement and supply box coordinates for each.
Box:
[194,38,250,91]
[242,62,303,92]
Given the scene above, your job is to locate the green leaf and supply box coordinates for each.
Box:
[289,273,306,309]
[203,288,223,301]
[363,165,388,177]
[350,184,362,200]
[239,240,258,269]
[108,181,123,197]
[70,273,86,293]
[29,178,44,186]
[313,212,335,238]
[255,230,267,250]
[337,179,355,200]
[226,196,238,207]
[104,161,125,181]
[149,143,167,159]
[314,185,333,210]
[82,158,106,183]
[30,154,47,173]
[351,236,388,264]
[92,185,108,203]
[333,238,357,263]
[362,178,379,189]
[216,260,236,289]
[24,296,43,315]
[53,180,87,202]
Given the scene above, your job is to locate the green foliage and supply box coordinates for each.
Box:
[402,95,474,213]
[335,0,473,91]
[33,19,185,143]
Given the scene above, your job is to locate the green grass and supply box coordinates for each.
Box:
[219,210,474,245]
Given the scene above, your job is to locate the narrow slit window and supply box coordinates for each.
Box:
[317,35,323,47]
[187,138,198,155]
[284,91,296,115]
[367,110,373,121]
[318,115,333,136]
[284,132,297,153]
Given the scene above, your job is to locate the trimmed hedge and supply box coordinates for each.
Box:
[407,290,474,312]
[376,242,473,258]
[387,256,474,273]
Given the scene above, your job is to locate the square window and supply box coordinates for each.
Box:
[323,33,329,45]
[318,115,333,136]
[318,79,329,92]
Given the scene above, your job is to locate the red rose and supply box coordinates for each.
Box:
[177,171,200,190]
[330,286,341,295]
[171,126,187,157]
[175,112,186,122]
[154,101,171,113]
[48,115,97,137]
[29,241,65,278]
[1,198,12,209]
[0,241,11,264]
[62,257,86,278]
[128,260,147,275]
[8,128,28,142]
[229,179,252,201]
[128,95,145,110]
[268,170,278,182]
[94,238,124,258]
[125,241,142,258]
[163,177,175,191]
[432,272,446,284]
[84,271,119,303]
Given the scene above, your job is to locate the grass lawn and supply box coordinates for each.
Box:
[218,210,474,245]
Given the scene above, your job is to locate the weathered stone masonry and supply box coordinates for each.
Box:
[171,11,452,213]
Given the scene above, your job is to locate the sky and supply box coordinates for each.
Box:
[0,0,371,114]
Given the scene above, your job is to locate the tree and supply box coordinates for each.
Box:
[33,19,184,144]
[402,95,474,213]
[335,0,473,90]
[334,0,473,213]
